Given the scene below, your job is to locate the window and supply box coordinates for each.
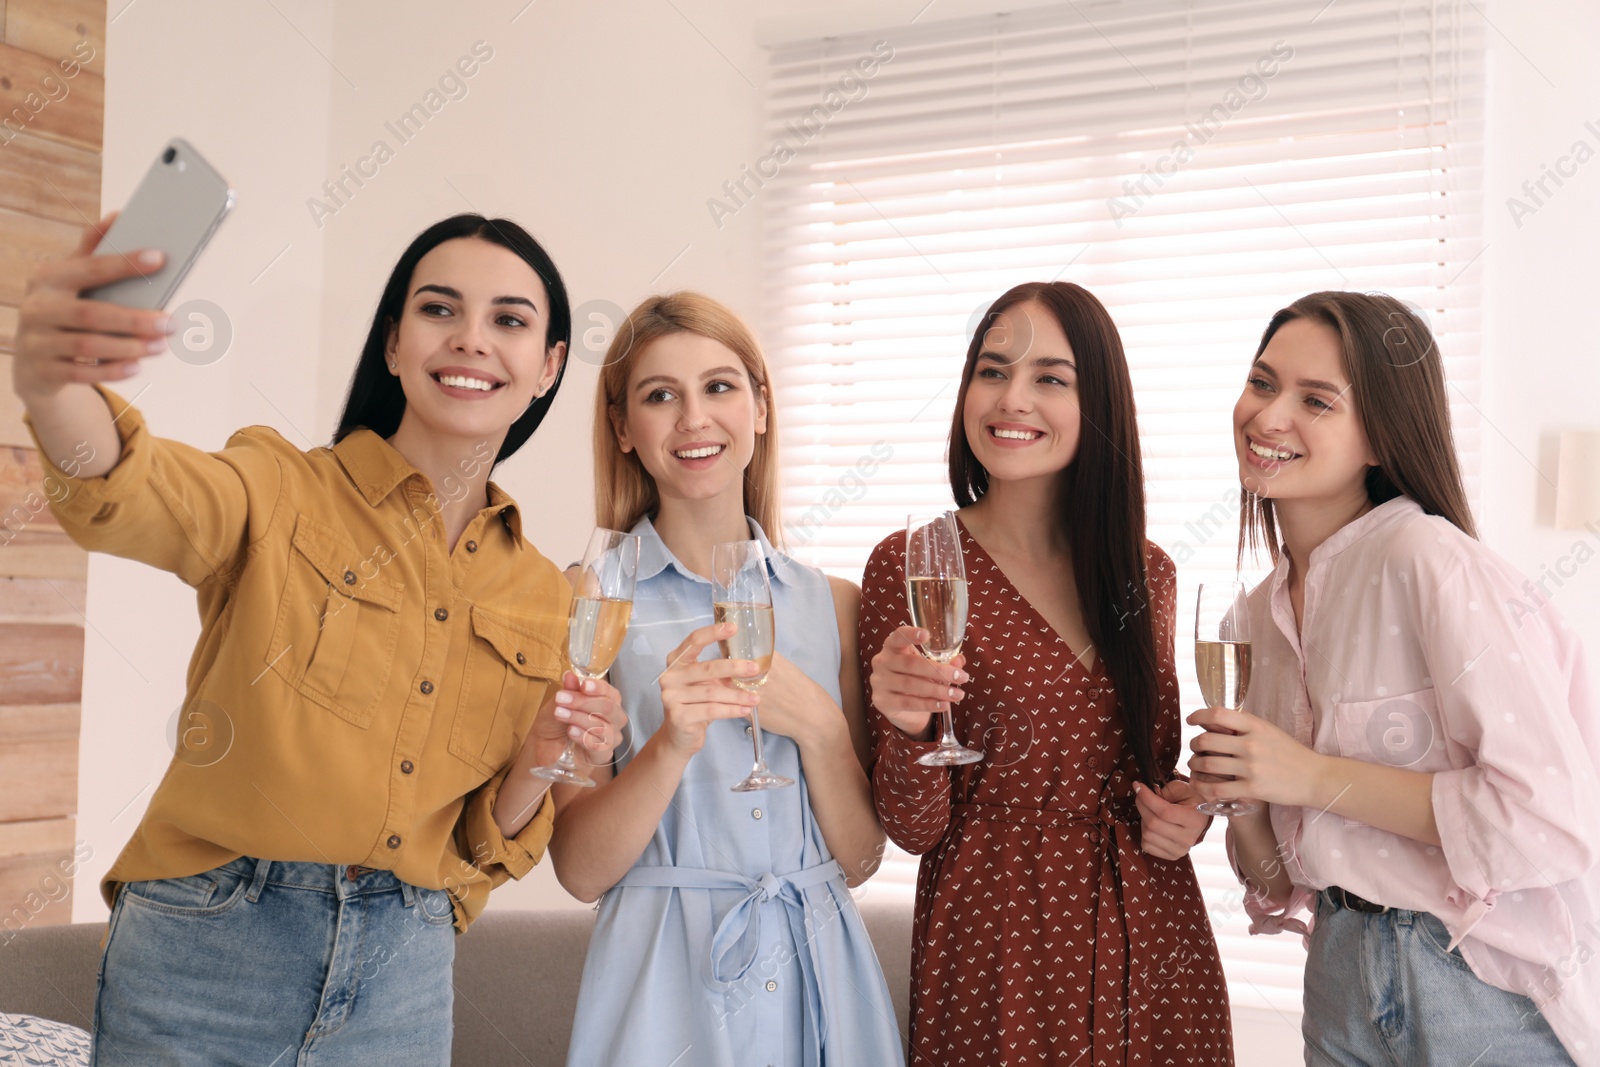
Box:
[763,0,1483,1013]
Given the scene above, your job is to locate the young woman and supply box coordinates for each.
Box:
[1192,291,1600,1065]
[13,213,625,1064]
[863,281,1233,1065]
[550,292,904,1066]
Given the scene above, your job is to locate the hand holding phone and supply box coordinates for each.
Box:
[11,138,234,399]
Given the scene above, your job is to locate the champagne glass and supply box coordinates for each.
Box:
[529,528,640,788]
[712,539,794,792]
[906,512,983,767]
[1193,581,1257,816]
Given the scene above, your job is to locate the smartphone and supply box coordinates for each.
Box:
[83,138,235,309]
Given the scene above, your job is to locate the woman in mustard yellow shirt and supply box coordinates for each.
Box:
[12,213,623,1065]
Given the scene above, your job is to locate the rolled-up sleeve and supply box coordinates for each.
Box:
[456,768,557,884]
[1227,819,1317,941]
[26,386,278,585]
[1424,556,1600,932]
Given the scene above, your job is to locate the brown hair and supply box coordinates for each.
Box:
[1239,291,1477,564]
[950,282,1165,785]
[594,292,782,542]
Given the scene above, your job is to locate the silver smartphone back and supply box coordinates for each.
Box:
[83,138,235,309]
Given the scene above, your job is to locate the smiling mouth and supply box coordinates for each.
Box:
[989,427,1043,441]
[673,444,725,460]
[1248,438,1300,461]
[432,373,505,392]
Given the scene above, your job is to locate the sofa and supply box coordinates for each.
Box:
[0,901,914,1064]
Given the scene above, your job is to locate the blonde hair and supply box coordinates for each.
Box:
[593,292,782,545]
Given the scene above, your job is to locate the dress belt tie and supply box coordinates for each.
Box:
[611,858,845,1057]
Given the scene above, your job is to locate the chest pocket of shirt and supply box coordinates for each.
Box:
[450,605,564,776]
[1331,687,1451,775]
[267,514,402,728]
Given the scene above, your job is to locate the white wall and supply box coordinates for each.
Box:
[1478,3,1600,649]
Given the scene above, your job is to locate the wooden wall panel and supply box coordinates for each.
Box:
[1,444,60,525]
[0,623,84,705]
[0,576,87,623]
[0,129,100,223]
[0,354,26,448]
[0,817,78,931]
[0,529,88,581]
[0,44,103,151]
[0,206,78,305]
[0,0,103,929]
[0,706,79,823]
[0,816,74,858]
[4,0,105,78]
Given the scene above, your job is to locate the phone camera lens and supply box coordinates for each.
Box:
[162,147,176,164]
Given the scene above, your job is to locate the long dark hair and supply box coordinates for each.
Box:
[1239,291,1476,564]
[950,281,1165,786]
[334,214,572,464]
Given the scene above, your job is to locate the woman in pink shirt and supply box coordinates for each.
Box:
[1191,290,1600,1066]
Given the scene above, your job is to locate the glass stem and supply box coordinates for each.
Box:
[748,705,768,770]
[939,706,960,748]
[553,738,580,772]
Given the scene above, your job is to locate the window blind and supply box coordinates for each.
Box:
[761,0,1483,1014]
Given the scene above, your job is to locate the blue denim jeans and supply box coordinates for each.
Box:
[1303,888,1575,1066]
[92,857,455,1066]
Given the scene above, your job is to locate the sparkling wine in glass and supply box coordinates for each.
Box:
[1194,581,1257,816]
[529,528,639,788]
[907,512,983,767]
[713,539,794,792]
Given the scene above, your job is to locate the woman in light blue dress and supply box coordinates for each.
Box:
[552,292,905,1067]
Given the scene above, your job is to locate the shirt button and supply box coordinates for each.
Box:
[765,980,778,992]
[752,809,763,820]
[419,680,434,695]
[343,570,357,585]
[400,760,414,774]
[465,540,478,553]
[434,607,448,622]
[386,834,401,849]
[515,652,525,665]
[745,725,753,737]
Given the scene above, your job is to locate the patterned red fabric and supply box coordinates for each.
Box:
[861,527,1234,1066]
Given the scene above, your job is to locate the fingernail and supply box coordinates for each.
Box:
[555,692,573,705]
[569,726,583,739]
[954,670,969,683]
[146,338,167,354]
[554,707,571,720]
[154,314,173,334]
[739,662,760,675]
[582,680,597,694]
[138,249,162,266]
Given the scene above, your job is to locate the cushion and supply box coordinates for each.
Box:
[0,1014,91,1066]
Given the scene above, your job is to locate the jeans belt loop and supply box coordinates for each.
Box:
[246,858,271,903]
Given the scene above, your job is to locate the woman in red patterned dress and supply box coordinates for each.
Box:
[860,282,1233,1065]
